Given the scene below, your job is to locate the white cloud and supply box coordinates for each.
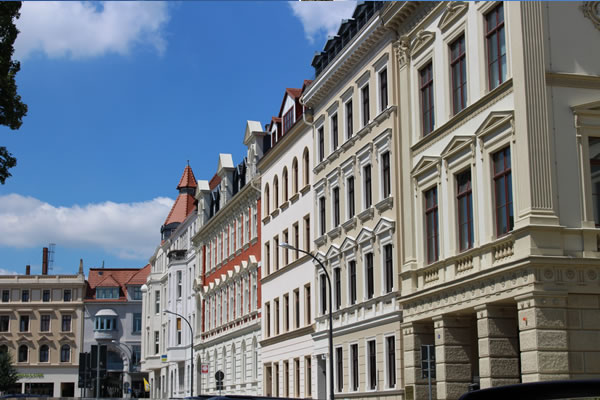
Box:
[289,1,356,44]
[0,194,174,260]
[0,268,18,275]
[15,1,169,60]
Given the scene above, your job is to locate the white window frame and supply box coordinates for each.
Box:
[373,53,389,114]
[384,333,397,389]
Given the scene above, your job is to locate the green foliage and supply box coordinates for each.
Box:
[0,351,19,393]
[0,1,28,184]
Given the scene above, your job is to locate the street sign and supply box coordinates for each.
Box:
[201,364,209,374]
[215,370,224,392]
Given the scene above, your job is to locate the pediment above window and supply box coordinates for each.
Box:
[374,217,395,236]
[441,135,475,159]
[475,111,514,140]
[357,227,374,245]
[411,156,441,178]
[438,2,468,32]
[410,30,435,58]
[340,236,357,253]
[325,244,341,260]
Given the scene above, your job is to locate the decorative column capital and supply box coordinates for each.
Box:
[393,35,411,68]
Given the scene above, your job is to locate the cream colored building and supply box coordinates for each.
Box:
[388,1,600,399]
[0,264,86,397]
[302,3,406,398]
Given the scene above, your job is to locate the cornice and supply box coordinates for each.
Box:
[546,72,600,90]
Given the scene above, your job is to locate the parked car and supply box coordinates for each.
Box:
[458,379,600,400]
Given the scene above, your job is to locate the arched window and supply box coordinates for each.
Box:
[292,157,299,194]
[39,344,49,362]
[18,345,28,362]
[282,167,289,202]
[273,176,279,210]
[252,337,258,380]
[241,340,247,383]
[60,344,70,362]
[222,346,227,383]
[231,343,237,383]
[303,148,310,186]
[264,184,270,215]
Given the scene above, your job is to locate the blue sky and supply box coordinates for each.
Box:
[0,1,356,275]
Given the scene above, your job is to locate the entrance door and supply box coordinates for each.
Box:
[317,356,326,400]
[61,382,75,397]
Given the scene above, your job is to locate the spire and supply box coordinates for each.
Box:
[78,259,84,275]
[177,164,197,191]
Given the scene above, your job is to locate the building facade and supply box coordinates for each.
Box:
[0,263,86,397]
[388,1,600,399]
[83,265,149,398]
[192,125,265,396]
[302,2,404,399]
[259,82,317,398]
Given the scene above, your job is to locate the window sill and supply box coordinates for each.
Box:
[271,209,280,218]
[262,215,271,225]
[341,134,359,152]
[375,196,393,213]
[280,201,290,211]
[327,226,342,239]
[342,217,357,232]
[315,234,328,247]
[289,193,300,204]
[300,184,311,195]
[357,207,374,223]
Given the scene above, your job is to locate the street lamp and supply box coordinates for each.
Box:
[163,310,196,397]
[279,242,334,400]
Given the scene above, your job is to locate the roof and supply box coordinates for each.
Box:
[279,87,302,117]
[163,192,196,226]
[85,266,148,301]
[177,165,197,190]
[209,173,221,190]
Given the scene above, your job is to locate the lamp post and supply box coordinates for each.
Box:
[163,310,195,397]
[279,242,334,400]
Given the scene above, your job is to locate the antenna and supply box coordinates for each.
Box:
[48,243,56,271]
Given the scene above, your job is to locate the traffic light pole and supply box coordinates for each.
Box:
[96,345,101,400]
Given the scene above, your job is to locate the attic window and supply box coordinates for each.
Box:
[97,287,119,299]
[283,108,295,135]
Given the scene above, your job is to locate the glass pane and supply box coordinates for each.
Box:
[497,205,507,234]
[507,173,514,230]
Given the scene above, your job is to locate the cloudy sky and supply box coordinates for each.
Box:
[0,1,356,276]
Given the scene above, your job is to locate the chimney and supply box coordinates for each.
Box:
[25,265,30,275]
[42,247,48,275]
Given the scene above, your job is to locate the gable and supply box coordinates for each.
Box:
[340,236,357,252]
[356,227,374,245]
[326,244,341,260]
[374,217,395,236]
[411,155,441,177]
[475,111,514,139]
[440,135,475,159]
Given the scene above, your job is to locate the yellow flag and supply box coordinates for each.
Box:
[143,378,151,392]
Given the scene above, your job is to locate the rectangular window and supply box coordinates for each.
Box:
[590,137,600,226]
[21,290,29,302]
[62,315,71,332]
[425,187,439,263]
[2,290,9,303]
[133,313,142,333]
[334,267,341,310]
[347,177,355,218]
[486,3,506,90]
[0,315,9,332]
[364,165,372,208]
[382,151,391,198]
[305,284,311,325]
[294,289,300,329]
[318,126,325,162]
[304,215,311,252]
[450,34,467,114]
[20,315,29,332]
[177,271,182,298]
[320,274,327,315]
[283,360,289,397]
[133,286,143,300]
[177,318,182,345]
[379,68,388,111]
[305,356,312,397]
[362,84,370,127]
[346,99,353,139]
[386,336,396,388]
[265,302,271,337]
[155,290,160,314]
[349,260,357,305]
[283,107,294,135]
[457,169,474,251]
[42,289,50,302]
[493,147,513,236]
[333,187,340,227]
[368,339,377,390]
[384,244,393,293]
[274,236,279,271]
[274,298,280,335]
[294,358,300,397]
[265,242,271,275]
[154,331,160,354]
[40,314,50,332]
[319,197,326,236]
[336,347,344,392]
[284,293,290,332]
[420,62,434,136]
[331,113,339,152]
[63,289,72,302]
[97,287,119,299]
[351,343,359,391]
[365,253,374,299]
[293,223,300,260]
[283,230,289,266]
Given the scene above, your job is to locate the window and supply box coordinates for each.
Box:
[97,287,119,299]
[420,62,434,136]
[345,99,353,139]
[283,230,289,266]
[361,84,370,126]
[305,356,312,397]
[386,336,396,388]
[283,107,294,134]
[154,331,160,354]
[21,290,29,302]
[294,289,300,329]
[364,165,372,208]
[42,289,50,302]
[486,3,506,90]
[61,315,71,332]
[493,147,513,236]
[457,169,474,251]
[303,148,310,186]
[283,168,289,202]
[425,187,439,263]
[0,315,9,332]
[95,316,117,331]
[39,345,49,363]
[63,289,72,302]
[264,184,270,215]
[293,223,300,260]
[155,290,160,314]
[450,34,467,114]
[294,358,300,397]
[274,298,280,335]
[265,302,271,337]
[320,274,327,315]
[273,177,279,210]
[292,158,299,194]
[334,267,341,310]
[177,271,182,298]
[365,253,374,299]
[133,313,142,333]
[274,236,279,271]
[318,126,325,162]
[384,244,393,293]
[284,293,289,332]
[379,68,388,111]
[351,343,359,391]
[18,345,28,362]
[382,151,391,198]
[333,187,340,227]
[40,314,50,332]
[133,286,143,300]
[304,215,311,252]
[336,347,343,392]
[347,177,355,218]
[349,260,357,305]
[177,318,182,345]
[20,315,29,332]
[590,138,600,226]
[331,114,339,152]
[265,242,271,275]
[2,290,9,302]
[319,197,326,236]
[305,284,311,325]
[368,339,377,390]
[60,344,70,362]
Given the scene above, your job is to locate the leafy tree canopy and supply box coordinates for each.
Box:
[0,351,19,393]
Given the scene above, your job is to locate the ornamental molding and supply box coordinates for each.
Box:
[582,2,600,31]
[393,35,411,68]
[438,1,468,32]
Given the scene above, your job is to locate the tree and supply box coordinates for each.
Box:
[0,1,28,184]
[0,351,19,394]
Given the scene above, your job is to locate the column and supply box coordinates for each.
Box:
[402,321,435,400]
[433,315,474,400]
[517,292,569,382]
[475,304,520,388]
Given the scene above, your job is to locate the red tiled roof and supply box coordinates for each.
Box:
[126,264,150,285]
[96,275,120,288]
[279,88,302,117]
[302,80,313,93]
[209,173,221,190]
[163,192,196,226]
[85,266,147,301]
[177,165,197,190]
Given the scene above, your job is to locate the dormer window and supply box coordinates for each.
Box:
[283,107,295,135]
[97,287,119,299]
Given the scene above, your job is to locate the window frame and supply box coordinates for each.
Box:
[450,34,467,115]
[492,146,514,237]
[419,62,435,136]
[425,186,440,264]
[485,2,507,91]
